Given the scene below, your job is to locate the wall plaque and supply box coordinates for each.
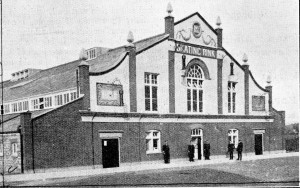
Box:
[97,83,123,106]
[252,96,265,111]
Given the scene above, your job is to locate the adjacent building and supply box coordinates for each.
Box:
[0,4,285,174]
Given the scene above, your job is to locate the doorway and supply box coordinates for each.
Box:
[254,134,263,155]
[102,139,119,168]
[191,129,203,160]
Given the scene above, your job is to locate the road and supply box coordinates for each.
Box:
[10,156,299,187]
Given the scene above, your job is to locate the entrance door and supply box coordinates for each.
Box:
[102,139,119,168]
[254,134,263,155]
[197,137,202,160]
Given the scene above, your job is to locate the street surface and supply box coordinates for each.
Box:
[10,156,299,187]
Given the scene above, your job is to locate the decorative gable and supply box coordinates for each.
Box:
[174,13,217,48]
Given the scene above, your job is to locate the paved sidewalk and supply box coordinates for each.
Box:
[3,152,299,183]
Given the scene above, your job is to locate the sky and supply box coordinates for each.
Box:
[0,0,299,124]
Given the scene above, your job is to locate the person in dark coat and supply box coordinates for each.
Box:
[236,140,243,161]
[188,141,195,162]
[228,141,234,160]
[162,141,170,163]
[204,140,210,160]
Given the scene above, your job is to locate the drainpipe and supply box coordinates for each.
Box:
[91,113,96,169]
[31,120,35,173]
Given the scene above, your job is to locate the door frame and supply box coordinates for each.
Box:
[254,133,264,155]
[101,137,121,168]
[191,129,203,160]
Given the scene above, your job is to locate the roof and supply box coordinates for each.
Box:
[88,33,169,75]
[1,60,81,102]
[0,108,55,133]
[1,33,169,102]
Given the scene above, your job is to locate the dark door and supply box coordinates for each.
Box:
[197,137,202,160]
[102,139,119,168]
[254,134,263,155]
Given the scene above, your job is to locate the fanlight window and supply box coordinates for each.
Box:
[186,64,204,112]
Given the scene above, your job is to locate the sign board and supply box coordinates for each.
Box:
[252,96,266,111]
[97,83,123,106]
[175,42,217,59]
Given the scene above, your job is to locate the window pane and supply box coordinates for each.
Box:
[152,74,157,84]
[153,139,158,149]
[152,99,157,111]
[187,89,191,112]
[193,90,197,112]
[152,86,157,99]
[145,86,150,98]
[145,99,150,111]
[233,93,236,113]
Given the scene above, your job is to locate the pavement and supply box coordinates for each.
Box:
[2,151,299,184]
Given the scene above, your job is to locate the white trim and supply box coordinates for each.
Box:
[81,116,274,123]
[99,133,122,138]
[253,129,266,134]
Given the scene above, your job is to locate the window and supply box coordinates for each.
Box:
[11,143,18,157]
[145,73,158,111]
[87,48,96,60]
[12,103,18,112]
[55,95,63,106]
[23,101,29,111]
[18,102,22,111]
[44,97,52,108]
[228,129,239,148]
[228,82,236,113]
[146,130,161,153]
[32,98,44,110]
[64,93,70,104]
[70,92,77,101]
[186,65,204,112]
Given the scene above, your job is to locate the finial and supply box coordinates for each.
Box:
[79,48,87,60]
[127,31,134,44]
[242,53,248,65]
[167,2,173,16]
[267,75,272,86]
[216,16,221,28]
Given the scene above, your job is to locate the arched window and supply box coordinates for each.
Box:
[228,129,239,148]
[146,130,161,154]
[186,64,204,112]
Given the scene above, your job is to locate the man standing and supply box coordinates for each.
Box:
[204,140,210,160]
[162,141,170,163]
[188,141,195,162]
[237,140,243,161]
[228,141,234,160]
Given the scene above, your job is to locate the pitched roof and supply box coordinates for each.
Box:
[88,33,169,75]
[1,60,81,102]
[0,109,53,132]
[1,33,170,102]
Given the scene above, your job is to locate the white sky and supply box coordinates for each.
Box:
[0,0,299,124]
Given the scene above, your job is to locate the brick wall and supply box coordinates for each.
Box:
[26,98,93,171]
[87,120,283,165]
[0,133,22,174]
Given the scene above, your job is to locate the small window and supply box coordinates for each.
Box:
[228,129,239,148]
[64,93,70,104]
[12,143,18,157]
[44,97,52,108]
[146,130,161,154]
[12,103,18,112]
[55,95,63,106]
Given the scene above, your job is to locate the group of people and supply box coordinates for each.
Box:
[162,140,243,164]
[228,140,243,160]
